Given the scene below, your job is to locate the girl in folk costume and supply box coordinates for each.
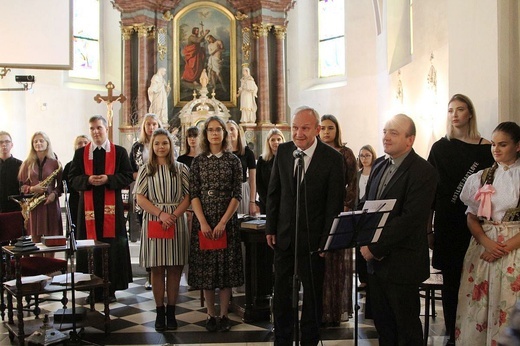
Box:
[456,121,520,345]
[136,128,190,332]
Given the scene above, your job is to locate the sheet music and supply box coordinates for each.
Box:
[324,199,397,250]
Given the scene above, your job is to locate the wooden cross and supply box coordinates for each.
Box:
[94,81,126,141]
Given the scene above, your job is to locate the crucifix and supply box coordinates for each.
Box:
[94,81,126,141]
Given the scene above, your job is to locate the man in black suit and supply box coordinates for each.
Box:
[360,114,437,345]
[266,106,344,346]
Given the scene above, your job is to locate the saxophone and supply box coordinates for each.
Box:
[18,163,62,224]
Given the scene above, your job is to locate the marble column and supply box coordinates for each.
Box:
[135,24,154,118]
[121,25,134,126]
[273,25,287,125]
[252,23,272,125]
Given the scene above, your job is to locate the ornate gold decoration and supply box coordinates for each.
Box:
[235,11,248,21]
[0,67,11,79]
[121,25,134,40]
[134,24,154,38]
[273,25,287,40]
[252,23,272,38]
[158,27,167,61]
[242,27,251,63]
[163,10,173,21]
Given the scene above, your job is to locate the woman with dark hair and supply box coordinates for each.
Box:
[188,116,244,332]
[427,94,494,345]
[177,126,200,168]
[256,128,285,214]
[456,121,520,344]
[226,119,257,215]
[136,128,190,332]
[19,131,63,246]
[319,114,358,326]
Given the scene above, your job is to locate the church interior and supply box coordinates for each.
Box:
[1,0,520,345]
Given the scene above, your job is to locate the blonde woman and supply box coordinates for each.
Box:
[18,131,63,244]
[256,128,285,214]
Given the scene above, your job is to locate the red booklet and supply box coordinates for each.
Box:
[148,221,175,239]
[198,230,227,250]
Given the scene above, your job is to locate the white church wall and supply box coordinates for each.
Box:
[286,0,379,157]
[0,1,122,165]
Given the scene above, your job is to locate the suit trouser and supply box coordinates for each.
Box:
[368,273,423,346]
[441,261,464,342]
[273,246,325,346]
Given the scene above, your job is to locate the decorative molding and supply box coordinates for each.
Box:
[252,23,272,38]
[134,24,154,38]
[427,52,437,96]
[273,25,287,40]
[158,27,167,61]
[242,27,251,63]
[235,11,248,21]
[396,69,403,104]
[121,25,135,40]
[163,10,173,21]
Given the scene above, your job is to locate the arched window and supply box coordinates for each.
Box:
[318,0,345,78]
[69,0,100,80]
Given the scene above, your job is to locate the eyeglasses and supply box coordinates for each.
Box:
[359,154,372,158]
[0,140,12,145]
[207,127,223,133]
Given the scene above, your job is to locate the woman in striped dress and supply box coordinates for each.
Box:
[136,128,190,332]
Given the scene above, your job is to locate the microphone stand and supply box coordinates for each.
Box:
[62,182,98,346]
[292,153,304,345]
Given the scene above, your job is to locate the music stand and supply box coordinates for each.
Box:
[321,199,396,346]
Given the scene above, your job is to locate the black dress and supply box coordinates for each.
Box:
[255,155,273,214]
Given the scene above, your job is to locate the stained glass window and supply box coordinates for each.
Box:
[318,0,345,78]
[69,0,100,80]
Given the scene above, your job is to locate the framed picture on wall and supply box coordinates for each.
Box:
[173,1,237,107]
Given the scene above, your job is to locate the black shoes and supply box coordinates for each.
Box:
[166,305,177,330]
[155,306,166,332]
[205,316,218,332]
[219,315,231,332]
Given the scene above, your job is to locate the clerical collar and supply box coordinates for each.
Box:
[207,151,223,158]
[387,150,410,168]
[89,139,111,160]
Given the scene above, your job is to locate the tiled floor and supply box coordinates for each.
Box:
[0,241,451,345]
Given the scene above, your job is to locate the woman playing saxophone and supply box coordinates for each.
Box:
[18,132,63,250]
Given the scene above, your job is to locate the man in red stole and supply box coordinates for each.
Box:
[69,115,133,303]
[181,27,210,83]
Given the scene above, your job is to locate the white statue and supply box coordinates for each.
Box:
[148,67,171,124]
[237,67,258,124]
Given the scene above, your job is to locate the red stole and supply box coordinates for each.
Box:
[83,142,116,239]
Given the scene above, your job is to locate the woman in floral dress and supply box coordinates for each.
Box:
[188,116,243,332]
[136,128,190,331]
[456,121,520,344]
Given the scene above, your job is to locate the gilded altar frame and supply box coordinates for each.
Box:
[173,1,237,107]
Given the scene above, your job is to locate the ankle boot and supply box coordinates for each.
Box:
[166,305,178,330]
[155,305,166,332]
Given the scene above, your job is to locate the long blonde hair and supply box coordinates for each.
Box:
[226,120,246,155]
[138,113,163,144]
[446,94,481,140]
[19,131,57,181]
[261,128,285,161]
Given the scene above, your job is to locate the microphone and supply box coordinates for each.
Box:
[293,150,304,159]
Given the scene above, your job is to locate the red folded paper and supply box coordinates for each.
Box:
[148,221,175,239]
[198,230,227,250]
